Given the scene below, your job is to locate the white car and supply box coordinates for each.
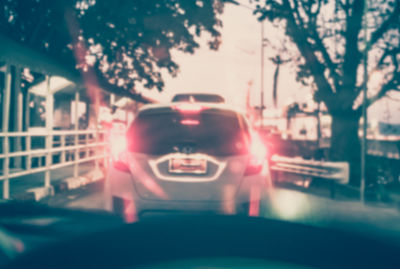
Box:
[105,102,270,220]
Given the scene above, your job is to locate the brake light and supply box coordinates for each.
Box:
[113,151,130,172]
[250,131,267,160]
[244,131,267,176]
[173,103,206,113]
[244,154,263,176]
[180,119,200,125]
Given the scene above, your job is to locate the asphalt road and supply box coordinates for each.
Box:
[39,178,400,244]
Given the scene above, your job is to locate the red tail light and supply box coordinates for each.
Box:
[249,131,267,159]
[113,151,130,172]
[180,119,200,125]
[173,103,207,113]
[244,154,263,176]
[245,131,267,176]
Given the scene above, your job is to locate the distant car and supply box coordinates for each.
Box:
[105,102,270,219]
[171,93,225,103]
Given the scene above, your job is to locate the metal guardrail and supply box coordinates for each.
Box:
[286,135,400,160]
[270,155,349,198]
[0,129,109,200]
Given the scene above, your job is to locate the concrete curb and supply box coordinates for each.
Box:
[20,169,105,202]
[56,169,105,192]
[22,186,54,202]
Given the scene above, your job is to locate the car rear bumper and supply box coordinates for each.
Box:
[105,165,271,217]
[130,197,235,216]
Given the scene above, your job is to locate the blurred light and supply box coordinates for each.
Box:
[250,131,267,159]
[244,131,267,176]
[110,126,127,159]
[248,186,260,217]
[173,103,206,113]
[181,119,200,125]
[110,137,127,159]
[270,190,309,220]
[123,199,137,223]
[222,185,236,215]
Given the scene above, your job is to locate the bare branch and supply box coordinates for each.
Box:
[369,0,400,46]
[281,0,336,109]
[376,47,400,69]
[289,0,306,29]
[310,28,341,92]
[337,0,348,13]
[311,0,322,17]
[365,77,399,108]
[361,48,400,110]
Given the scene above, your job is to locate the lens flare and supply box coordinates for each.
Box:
[249,186,261,217]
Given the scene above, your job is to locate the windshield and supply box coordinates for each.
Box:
[1,0,400,266]
[127,108,249,156]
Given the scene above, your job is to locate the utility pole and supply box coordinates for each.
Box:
[260,21,265,127]
[361,0,369,202]
[317,102,322,154]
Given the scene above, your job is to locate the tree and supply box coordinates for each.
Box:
[255,0,400,185]
[0,0,224,100]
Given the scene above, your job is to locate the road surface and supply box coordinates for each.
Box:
[40,179,400,243]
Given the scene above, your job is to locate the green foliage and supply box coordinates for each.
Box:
[0,0,223,93]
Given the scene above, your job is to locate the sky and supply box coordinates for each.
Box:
[143,2,310,109]
[369,92,400,125]
[141,1,400,125]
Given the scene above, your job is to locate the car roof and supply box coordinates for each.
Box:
[172,93,224,97]
[138,102,246,116]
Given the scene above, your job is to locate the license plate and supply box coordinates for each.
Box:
[169,158,207,174]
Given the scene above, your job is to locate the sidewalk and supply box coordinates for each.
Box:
[0,161,103,201]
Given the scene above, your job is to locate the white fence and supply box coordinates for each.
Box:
[0,129,109,200]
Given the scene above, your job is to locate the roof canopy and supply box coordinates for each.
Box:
[0,34,79,82]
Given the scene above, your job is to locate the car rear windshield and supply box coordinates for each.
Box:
[172,94,225,103]
[127,109,249,156]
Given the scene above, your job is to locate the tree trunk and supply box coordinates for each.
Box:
[330,111,361,186]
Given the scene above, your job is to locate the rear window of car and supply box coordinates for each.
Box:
[127,109,249,156]
[172,94,225,103]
